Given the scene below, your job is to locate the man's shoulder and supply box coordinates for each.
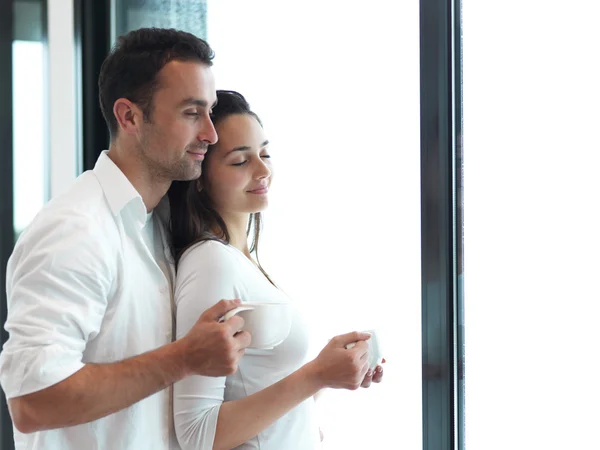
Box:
[18,171,117,246]
[49,170,109,214]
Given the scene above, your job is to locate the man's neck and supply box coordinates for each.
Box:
[107,144,170,212]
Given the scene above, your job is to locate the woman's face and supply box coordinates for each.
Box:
[203,113,273,218]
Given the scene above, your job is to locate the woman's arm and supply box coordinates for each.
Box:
[213,332,370,450]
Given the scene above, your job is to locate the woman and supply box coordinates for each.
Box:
[169,90,383,450]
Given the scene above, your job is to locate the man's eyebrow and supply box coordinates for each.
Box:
[228,140,270,154]
[178,98,210,108]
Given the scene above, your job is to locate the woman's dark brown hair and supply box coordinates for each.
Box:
[168,90,272,282]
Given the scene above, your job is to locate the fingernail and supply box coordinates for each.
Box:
[366,369,374,377]
[376,366,383,373]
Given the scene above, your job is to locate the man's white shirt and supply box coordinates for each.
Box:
[0,151,179,449]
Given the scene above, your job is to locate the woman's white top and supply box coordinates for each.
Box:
[173,240,322,450]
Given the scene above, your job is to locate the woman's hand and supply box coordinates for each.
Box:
[360,358,386,388]
[307,331,371,390]
[308,331,371,390]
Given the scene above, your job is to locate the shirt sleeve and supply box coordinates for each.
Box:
[0,209,113,398]
[173,241,243,450]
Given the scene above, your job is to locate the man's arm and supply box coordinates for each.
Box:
[10,299,250,434]
[10,340,188,433]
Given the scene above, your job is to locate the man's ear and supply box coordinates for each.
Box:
[113,98,142,135]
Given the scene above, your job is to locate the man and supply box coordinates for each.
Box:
[0,28,250,449]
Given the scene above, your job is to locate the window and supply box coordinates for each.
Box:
[207,2,422,448]
[12,0,48,236]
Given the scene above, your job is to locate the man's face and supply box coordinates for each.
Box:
[136,60,218,181]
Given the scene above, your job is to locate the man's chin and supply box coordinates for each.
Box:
[174,164,202,181]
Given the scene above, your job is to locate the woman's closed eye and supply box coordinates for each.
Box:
[232,154,271,166]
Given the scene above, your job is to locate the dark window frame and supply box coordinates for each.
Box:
[0,0,14,443]
[420,0,464,449]
[76,0,111,171]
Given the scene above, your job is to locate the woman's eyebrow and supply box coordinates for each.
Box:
[228,140,270,154]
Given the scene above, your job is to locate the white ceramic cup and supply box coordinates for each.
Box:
[345,329,384,370]
[222,302,292,349]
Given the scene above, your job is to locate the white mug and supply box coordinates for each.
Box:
[222,302,292,350]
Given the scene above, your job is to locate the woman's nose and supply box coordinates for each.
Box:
[255,158,271,179]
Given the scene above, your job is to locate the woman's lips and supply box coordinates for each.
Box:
[248,186,269,195]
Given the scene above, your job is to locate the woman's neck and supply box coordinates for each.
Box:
[218,212,252,258]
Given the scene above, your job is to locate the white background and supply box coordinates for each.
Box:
[464,1,600,448]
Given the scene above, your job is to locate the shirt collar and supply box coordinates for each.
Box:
[93,151,147,225]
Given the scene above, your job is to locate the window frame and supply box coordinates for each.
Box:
[420,0,464,448]
[0,0,14,441]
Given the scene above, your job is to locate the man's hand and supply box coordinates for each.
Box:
[179,299,251,377]
[308,331,371,390]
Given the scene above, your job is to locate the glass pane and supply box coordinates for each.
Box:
[208,2,422,448]
[12,0,48,236]
[464,1,600,448]
[114,0,207,39]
